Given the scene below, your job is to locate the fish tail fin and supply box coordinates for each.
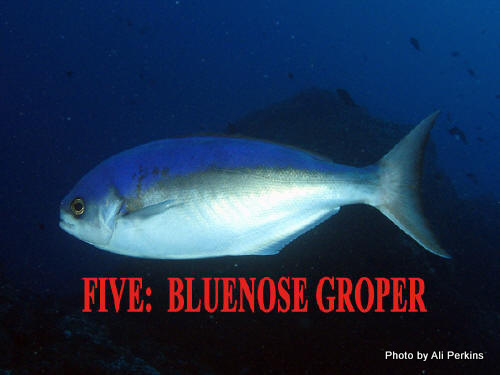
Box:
[372,111,450,258]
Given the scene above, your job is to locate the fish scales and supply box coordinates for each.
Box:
[60,112,450,259]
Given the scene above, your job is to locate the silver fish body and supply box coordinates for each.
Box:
[60,112,450,259]
[102,166,374,258]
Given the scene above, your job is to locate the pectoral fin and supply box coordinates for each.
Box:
[123,200,183,220]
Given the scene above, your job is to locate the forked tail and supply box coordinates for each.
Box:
[372,111,450,258]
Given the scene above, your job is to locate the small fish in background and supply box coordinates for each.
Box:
[467,68,476,77]
[59,112,451,259]
[409,37,421,51]
[123,17,149,35]
[477,136,485,142]
[451,51,461,57]
[488,112,498,121]
[448,126,468,144]
[495,94,500,99]
[466,173,478,185]
[336,88,357,107]
[287,72,294,79]
[38,223,45,231]
[65,71,74,78]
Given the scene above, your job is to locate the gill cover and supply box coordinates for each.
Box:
[93,188,124,245]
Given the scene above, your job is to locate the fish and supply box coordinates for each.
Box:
[448,126,467,144]
[59,112,450,259]
[409,37,421,51]
[467,68,476,77]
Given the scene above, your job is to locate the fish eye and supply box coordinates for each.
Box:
[70,197,85,217]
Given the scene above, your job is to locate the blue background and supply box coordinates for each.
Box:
[3,0,499,201]
[1,1,498,373]
[2,0,500,288]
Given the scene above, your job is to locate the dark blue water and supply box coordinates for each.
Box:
[1,1,498,373]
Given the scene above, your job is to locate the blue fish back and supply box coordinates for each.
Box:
[83,137,349,200]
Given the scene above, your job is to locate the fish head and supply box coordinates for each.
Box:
[59,168,123,248]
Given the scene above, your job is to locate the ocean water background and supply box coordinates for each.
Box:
[1,1,499,373]
[3,0,500,197]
